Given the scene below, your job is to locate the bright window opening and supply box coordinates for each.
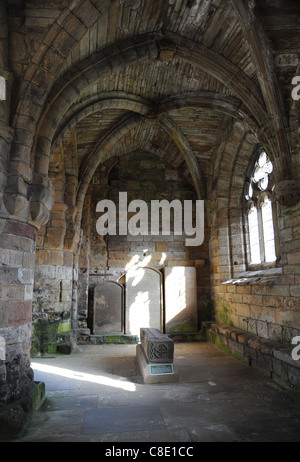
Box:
[248,206,261,264]
[0,77,6,101]
[245,150,278,266]
[262,197,276,263]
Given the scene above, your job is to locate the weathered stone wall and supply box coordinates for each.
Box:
[0,219,36,408]
[32,134,79,355]
[210,122,300,345]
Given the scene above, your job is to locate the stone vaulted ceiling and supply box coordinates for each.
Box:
[5,0,300,228]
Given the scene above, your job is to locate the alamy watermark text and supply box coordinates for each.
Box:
[96,192,204,247]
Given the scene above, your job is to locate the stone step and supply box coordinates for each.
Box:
[87,334,139,345]
[79,331,205,345]
[167,331,206,343]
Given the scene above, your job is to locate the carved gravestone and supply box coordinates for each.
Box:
[125,267,162,335]
[140,328,174,363]
[93,281,124,334]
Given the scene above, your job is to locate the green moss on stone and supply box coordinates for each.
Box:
[104,336,122,344]
[57,320,71,334]
[31,314,72,356]
[46,345,57,354]
[168,321,197,334]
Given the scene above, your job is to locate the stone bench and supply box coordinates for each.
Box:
[205,322,300,390]
[136,328,179,384]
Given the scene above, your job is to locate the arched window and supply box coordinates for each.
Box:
[245,150,278,266]
[0,76,6,101]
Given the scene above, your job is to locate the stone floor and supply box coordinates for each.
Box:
[10,342,300,442]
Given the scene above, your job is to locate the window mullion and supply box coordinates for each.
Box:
[272,200,280,262]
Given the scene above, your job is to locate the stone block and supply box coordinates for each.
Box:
[37,250,64,266]
[4,220,36,241]
[8,301,32,326]
[136,328,178,384]
[288,251,300,265]
[23,252,36,269]
[136,343,179,384]
[155,241,168,252]
[0,302,8,328]
[0,249,23,268]
[164,267,198,333]
[125,267,162,335]
[140,328,174,364]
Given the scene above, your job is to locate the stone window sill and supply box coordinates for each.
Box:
[222,267,282,286]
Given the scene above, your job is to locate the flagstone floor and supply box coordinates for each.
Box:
[10,342,300,442]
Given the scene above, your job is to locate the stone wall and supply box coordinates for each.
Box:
[0,219,36,412]
[209,123,300,347]
[32,133,79,355]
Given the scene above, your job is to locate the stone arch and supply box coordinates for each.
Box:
[32,30,271,183]
[33,36,159,179]
[51,92,153,154]
[227,135,261,278]
[170,37,291,182]
[22,28,289,234]
[75,113,204,230]
[11,0,115,137]
[289,63,300,182]
[210,121,258,282]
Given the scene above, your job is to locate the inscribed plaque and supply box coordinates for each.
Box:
[164,267,198,333]
[125,267,162,335]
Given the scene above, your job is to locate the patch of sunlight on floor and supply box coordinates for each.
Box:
[31,362,137,392]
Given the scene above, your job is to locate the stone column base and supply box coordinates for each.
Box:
[0,381,45,440]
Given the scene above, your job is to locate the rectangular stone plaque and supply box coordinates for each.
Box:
[125,267,162,335]
[164,267,198,333]
[150,364,174,375]
[93,281,124,334]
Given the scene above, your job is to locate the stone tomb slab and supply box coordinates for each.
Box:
[93,281,124,335]
[125,267,162,335]
[137,328,179,384]
[140,328,174,363]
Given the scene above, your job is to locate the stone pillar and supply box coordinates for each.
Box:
[0,218,38,436]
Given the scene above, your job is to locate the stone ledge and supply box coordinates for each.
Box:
[87,334,139,345]
[205,322,300,390]
[222,268,282,286]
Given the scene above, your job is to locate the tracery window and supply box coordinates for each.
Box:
[245,150,278,266]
